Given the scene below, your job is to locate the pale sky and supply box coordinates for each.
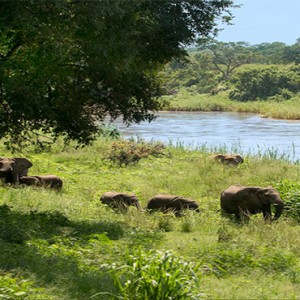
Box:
[217,0,300,45]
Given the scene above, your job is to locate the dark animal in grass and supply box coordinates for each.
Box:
[0,157,33,184]
[211,154,244,165]
[147,194,200,217]
[100,191,142,212]
[20,175,63,190]
[220,184,284,222]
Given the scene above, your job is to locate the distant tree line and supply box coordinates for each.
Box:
[162,38,300,100]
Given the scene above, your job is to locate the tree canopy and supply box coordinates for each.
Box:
[0,0,234,148]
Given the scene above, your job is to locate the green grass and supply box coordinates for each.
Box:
[0,138,300,299]
[162,90,300,120]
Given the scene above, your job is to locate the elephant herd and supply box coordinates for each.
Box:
[100,192,200,217]
[100,154,285,221]
[0,155,285,222]
[0,157,63,190]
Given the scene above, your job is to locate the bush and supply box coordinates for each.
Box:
[229,66,300,101]
[104,248,203,299]
[104,139,166,166]
[274,179,300,222]
[0,272,49,300]
[98,123,121,139]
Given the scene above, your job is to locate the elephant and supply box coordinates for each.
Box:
[146,194,200,217]
[220,184,284,221]
[100,191,142,212]
[211,154,244,165]
[19,175,63,190]
[0,157,33,184]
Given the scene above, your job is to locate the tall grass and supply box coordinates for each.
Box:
[162,90,300,120]
[95,248,202,299]
[0,138,300,299]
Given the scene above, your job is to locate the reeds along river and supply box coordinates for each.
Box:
[114,111,300,162]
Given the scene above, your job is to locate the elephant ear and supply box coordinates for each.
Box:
[12,158,33,173]
[256,188,270,205]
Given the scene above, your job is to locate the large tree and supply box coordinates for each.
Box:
[197,40,254,81]
[0,0,234,148]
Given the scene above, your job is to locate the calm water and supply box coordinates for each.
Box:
[114,111,300,160]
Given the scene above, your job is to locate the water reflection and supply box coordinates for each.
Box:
[114,111,300,161]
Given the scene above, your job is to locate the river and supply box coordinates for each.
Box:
[113,111,300,161]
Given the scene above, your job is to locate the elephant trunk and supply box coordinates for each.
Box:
[273,201,284,220]
[134,200,142,211]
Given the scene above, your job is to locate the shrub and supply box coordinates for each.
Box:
[157,215,174,232]
[0,273,49,300]
[274,179,300,222]
[98,123,121,139]
[102,248,203,299]
[229,66,300,101]
[104,139,166,166]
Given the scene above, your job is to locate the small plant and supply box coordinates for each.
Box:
[0,272,49,299]
[98,123,121,139]
[274,179,300,222]
[181,216,194,233]
[101,248,203,299]
[157,215,174,232]
[104,138,165,166]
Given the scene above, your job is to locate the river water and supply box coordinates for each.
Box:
[114,111,300,161]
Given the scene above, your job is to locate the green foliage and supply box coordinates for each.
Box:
[0,273,49,300]
[229,66,300,101]
[274,179,300,222]
[0,0,234,148]
[197,40,255,81]
[250,42,287,64]
[105,248,203,300]
[157,215,175,232]
[104,138,166,166]
[283,41,300,64]
[98,123,121,139]
[161,56,219,95]
[0,139,299,298]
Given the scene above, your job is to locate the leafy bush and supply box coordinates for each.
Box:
[274,179,300,222]
[104,248,202,299]
[98,123,121,139]
[229,66,300,101]
[105,139,166,166]
[0,273,48,300]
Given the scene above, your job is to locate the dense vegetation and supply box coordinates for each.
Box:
[0,138,300,299]
[161,39,300,118]
[0,0,234,148]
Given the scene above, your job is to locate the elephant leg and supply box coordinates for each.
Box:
[174,210,184,217]
[4,172,18,184]
[238,209,250,223]
[262,208,272,221]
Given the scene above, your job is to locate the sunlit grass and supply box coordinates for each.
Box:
[162,90,300,120]
[0,138,300,298]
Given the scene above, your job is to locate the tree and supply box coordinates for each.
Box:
[282,39,300,64]
[197,40,255,81]
[250,42,287,64]
[0,0,234,149]
[229,66,300,101]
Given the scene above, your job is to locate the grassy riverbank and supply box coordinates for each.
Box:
[0,138,300,299]
[161,90,300,120]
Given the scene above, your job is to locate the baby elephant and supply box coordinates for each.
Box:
[20,175,63,190]
[147,194,200,217]
[211,154,244,165]
[100,191,142,212]
[220,184,284,221]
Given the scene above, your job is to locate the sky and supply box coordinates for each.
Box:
[216,0,300,45]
